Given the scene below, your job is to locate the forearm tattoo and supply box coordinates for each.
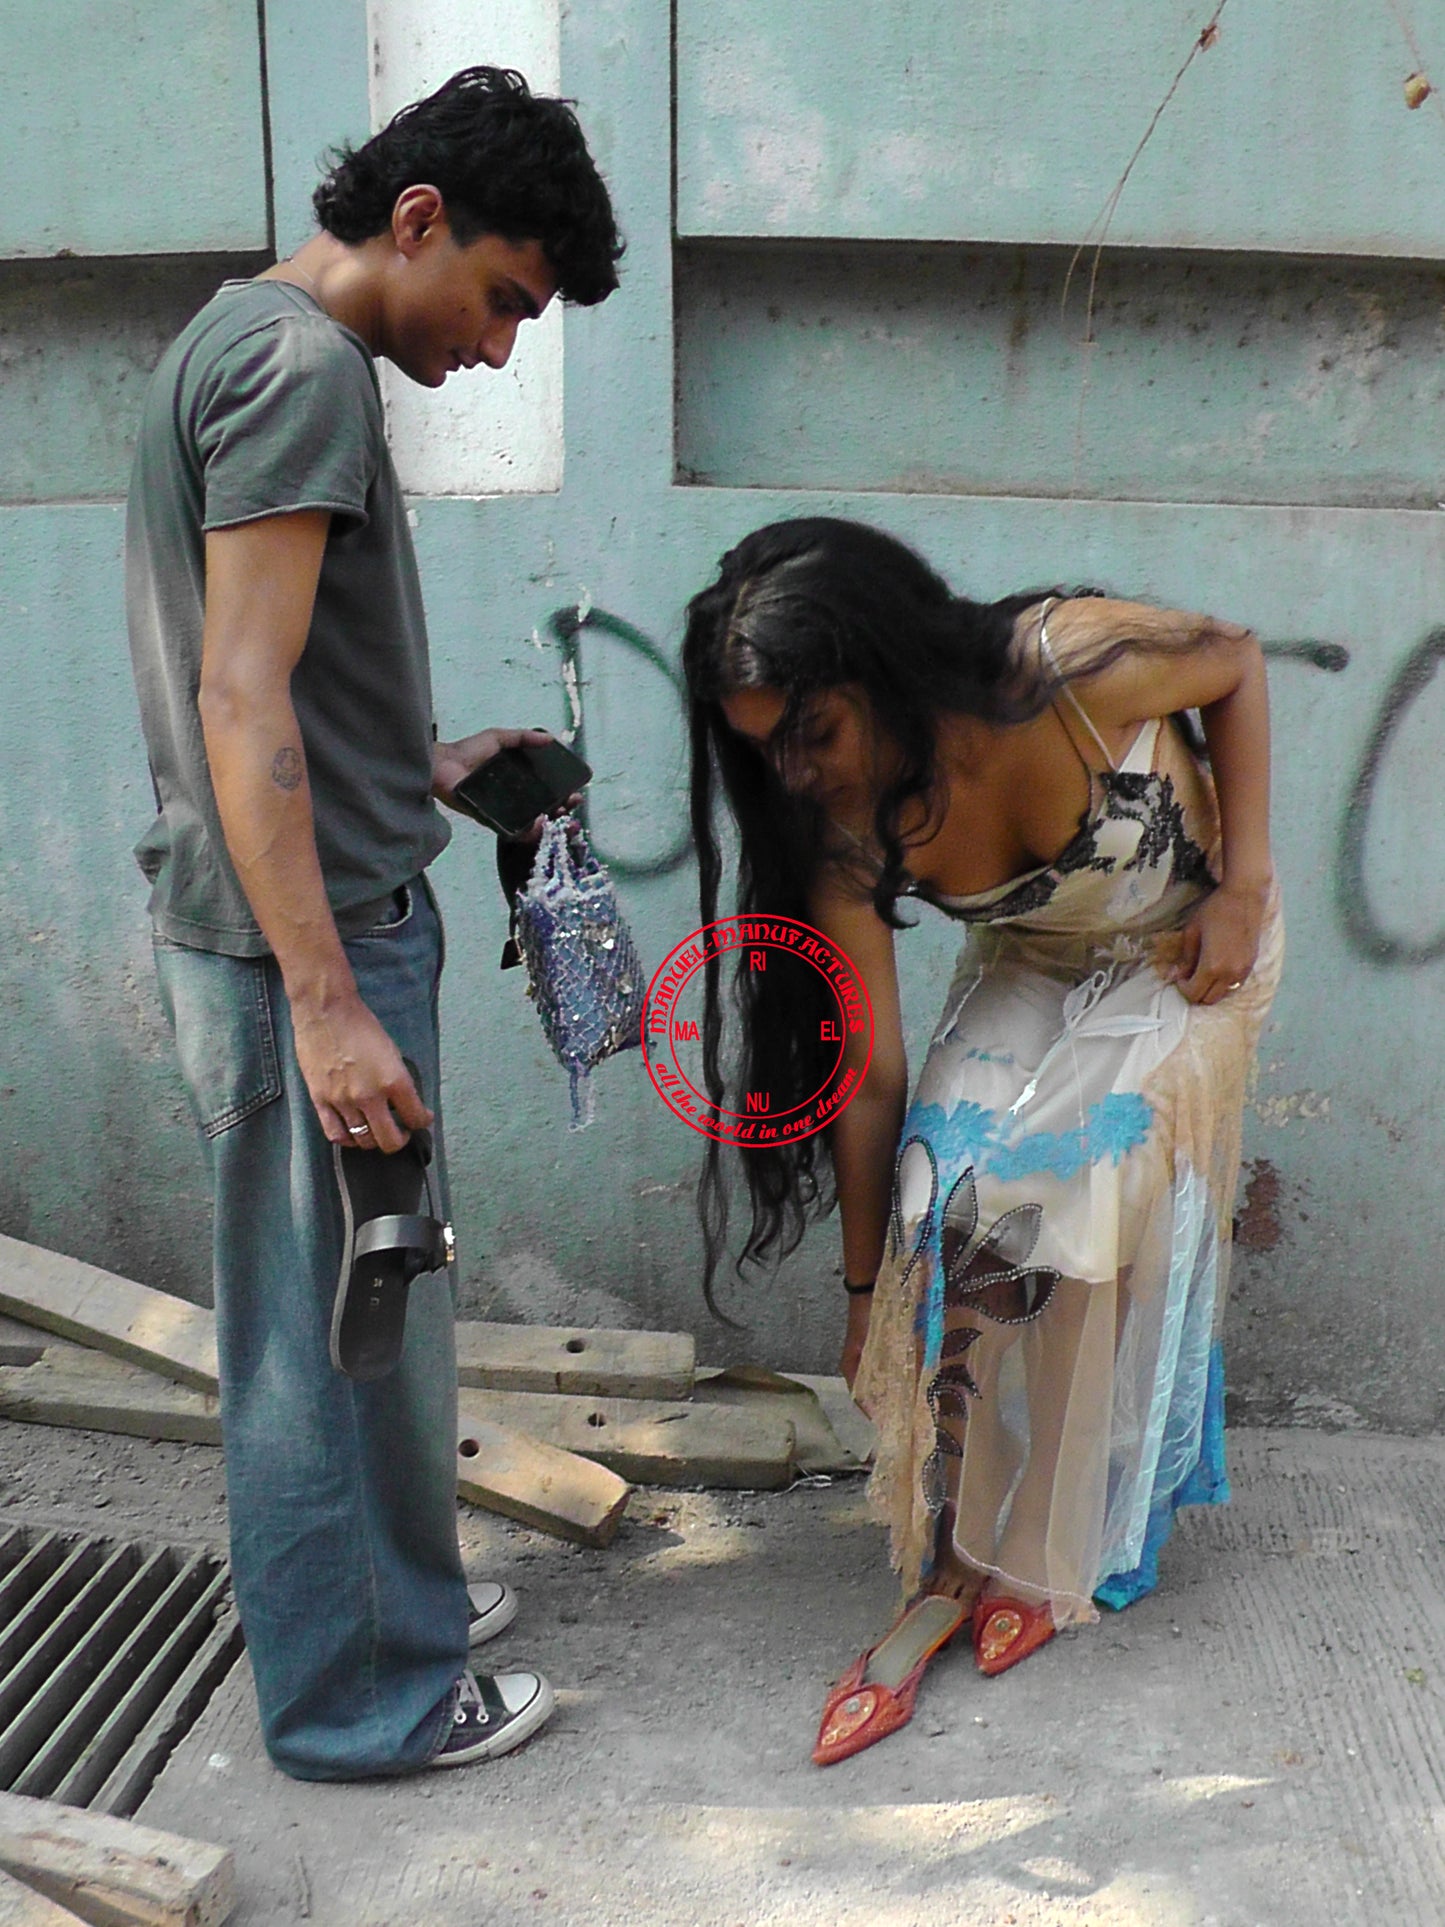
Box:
[271,746,304,792]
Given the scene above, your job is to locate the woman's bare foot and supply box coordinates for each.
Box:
[924,1537,986,1616]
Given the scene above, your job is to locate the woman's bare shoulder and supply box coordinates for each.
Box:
[1040,595,1207,669]
[1041,595,1255,725]
[1002,591,1173,671]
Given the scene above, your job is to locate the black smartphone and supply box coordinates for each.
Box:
[450,739,593,837]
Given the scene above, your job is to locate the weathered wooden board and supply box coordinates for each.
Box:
[788,1373,877,1469]
[0,1349,221,1448]
[0,1243,697,1409]
[454,1323,694,1399]
[0,1866,90,1927]
[0,1319,48,1370]
[0,1240,218,1395]
[0,1788,234,1927]
[454,1415,630,1548]
[692,1366,875,1473]
[0,1343,628,1548]
[456,1388,796,1489]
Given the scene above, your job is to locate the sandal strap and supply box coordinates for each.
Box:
[353,1212,450,1277]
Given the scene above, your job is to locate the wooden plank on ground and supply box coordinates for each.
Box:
[0,1239,696,1407]
[454,1322,694,1399]
[0,1239,217,1396]
[0,1866,90,1927]
[0,1341,628,1549]
[788,1373,878,1468]
[455,1414,630,1548]
[0,1788,234,1927]
[457,1388,797,1489]
[0,1348,221,1447]
[692,1366,876,1472]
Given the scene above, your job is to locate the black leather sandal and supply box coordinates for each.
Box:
[329,1058,453,1381]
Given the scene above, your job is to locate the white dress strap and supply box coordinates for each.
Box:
[1039,602,1121,773]
[1119,715,1163,773]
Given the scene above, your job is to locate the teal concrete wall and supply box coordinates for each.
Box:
[0,257,269,502]
[676,0,1445,255]
[5,1,1445,1428]
[1,0,267,257]
[675,242,1445,508]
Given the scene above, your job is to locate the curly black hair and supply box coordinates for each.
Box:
[313,66,623,305]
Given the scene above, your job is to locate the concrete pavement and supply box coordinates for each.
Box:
[119,1427,1445,1926]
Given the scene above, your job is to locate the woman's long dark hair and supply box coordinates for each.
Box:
[682,519,1049,1314]
[681,515,1201,1314]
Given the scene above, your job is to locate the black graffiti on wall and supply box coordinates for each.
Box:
[1264,641,1351,673]
[548,604,692,880]
[553,606,1445,970]
[1335,627,1445,966]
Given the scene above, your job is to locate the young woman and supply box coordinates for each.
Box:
[682,517,1282,1765]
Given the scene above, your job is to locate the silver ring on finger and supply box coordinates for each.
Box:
[347,1122,372,1137]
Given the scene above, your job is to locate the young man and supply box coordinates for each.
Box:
[125,68,621,1780]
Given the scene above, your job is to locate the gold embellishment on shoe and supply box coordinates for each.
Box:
[819,1687,878,1748]
[978,1608,1024,1665]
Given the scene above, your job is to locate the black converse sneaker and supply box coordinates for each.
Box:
[430,1669,555,1766]
[467,1580,518,1649]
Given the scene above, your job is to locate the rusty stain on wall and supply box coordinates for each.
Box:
[1235,1158,1284,1252]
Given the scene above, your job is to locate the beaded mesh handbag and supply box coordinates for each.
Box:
[511,815,647,1127]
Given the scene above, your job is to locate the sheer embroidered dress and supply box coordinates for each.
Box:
[855,621,1284,1621]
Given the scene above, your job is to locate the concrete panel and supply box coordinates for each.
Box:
[0,0,266,258]
[0,256,270,503]
[263,0,372,260]
[371,0,565,495]
[676,0,1445,256]
[10,0,1445,1436]
[0,508,211,1298]
[675,241,1445,508]
[399,480,1445,1430]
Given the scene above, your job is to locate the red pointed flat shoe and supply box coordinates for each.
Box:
[973,1594,1055,1676]
[812,1594,969,1767]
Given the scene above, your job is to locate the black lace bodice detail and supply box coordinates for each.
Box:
[909,769,1214,926]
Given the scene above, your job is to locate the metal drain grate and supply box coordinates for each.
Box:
[0,1521,242,1815]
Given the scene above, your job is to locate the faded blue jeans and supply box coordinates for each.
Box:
[153,878,468,1780]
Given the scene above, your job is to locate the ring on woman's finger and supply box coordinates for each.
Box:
[347,1121,372,1137]
[1227,979,1244,991]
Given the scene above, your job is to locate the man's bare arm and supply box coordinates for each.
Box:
[199,511,429,1150]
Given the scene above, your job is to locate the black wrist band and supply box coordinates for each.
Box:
[843,1278,876,1296]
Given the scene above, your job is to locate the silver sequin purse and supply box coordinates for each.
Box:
[513,815,647,1127]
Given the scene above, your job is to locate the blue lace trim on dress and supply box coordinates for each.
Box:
[906,1091,1153,1184]
[1093,1339,1230,1611]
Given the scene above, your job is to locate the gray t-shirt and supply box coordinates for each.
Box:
[126,279,449,957]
